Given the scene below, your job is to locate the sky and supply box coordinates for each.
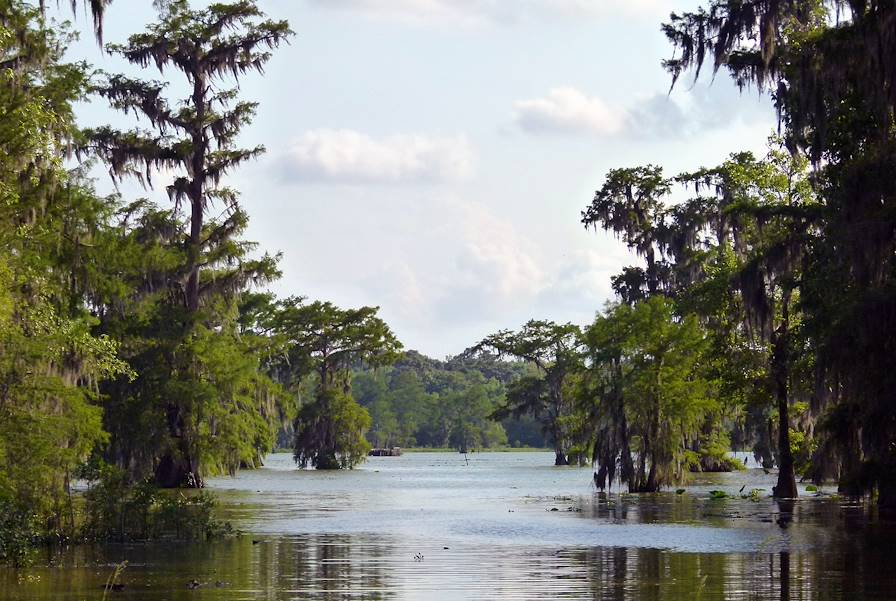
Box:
[61,0,776,358]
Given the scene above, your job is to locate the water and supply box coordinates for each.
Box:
[3,452,894,600]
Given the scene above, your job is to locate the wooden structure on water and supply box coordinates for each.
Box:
[368,447,402,457]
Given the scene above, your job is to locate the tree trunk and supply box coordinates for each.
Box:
[164,75,208,485]
[645,458,658,493]
[834,416,864,495]
[771,296,798,499]
[155,402,203,488]
[644,367,662,492]
[154,449,202,488]
[554,448,569,466]
[185,197,203,312]
[550,385,569,466]
[594,464,608,491]
[645,246,658,296]
[617,375,635,487]
[879,468,896,514]
[773,390,797,497]
[185,72,207,313]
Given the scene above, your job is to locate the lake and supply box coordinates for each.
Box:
[2,451,894,600]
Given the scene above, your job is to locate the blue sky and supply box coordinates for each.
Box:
[63,0,775,357]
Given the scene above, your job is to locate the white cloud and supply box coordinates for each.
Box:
[513,83,774,139]
[533,247,627,319]
[253,184,629,355]
[373,198,548,320]
[306,0,670,25]
[627,85,773,138]
[513,87,626,136]
[281,129,475,184]
[452,200,545,301]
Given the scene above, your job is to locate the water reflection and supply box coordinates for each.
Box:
[3,530,895,600]
[2,453,895,600]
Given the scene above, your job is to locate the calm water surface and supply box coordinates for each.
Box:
[2,452,894,600]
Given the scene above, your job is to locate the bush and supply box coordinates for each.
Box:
[789,428,818,478]
[0,494,41,567]
[81,464,232,542]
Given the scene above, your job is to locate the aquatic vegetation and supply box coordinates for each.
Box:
[100,561,127,601]
[742,489,764,502]
[81,465,234,542]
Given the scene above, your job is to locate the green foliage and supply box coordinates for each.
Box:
[267,298,401,469]
[0,0,131,560]
[744,489,763,502]
[293,388,372,469]
[0,0,301,561]
[92,199,288,487]
[472,321,585,465]
[789,428,818,479]
[584,140,819,499]
[81,464,232,542]
[583,165,671,299]
[0,492,40,567]
[353,351,535,452]
[661,0,896,507]
[83,0,292,488]
[696,429,745,473]
[585,297,713,492]
[444,375,508,453]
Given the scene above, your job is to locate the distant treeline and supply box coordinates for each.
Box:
[275,351,548,453]
[354,351,547,451]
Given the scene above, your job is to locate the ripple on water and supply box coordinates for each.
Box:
[2,452,894,600]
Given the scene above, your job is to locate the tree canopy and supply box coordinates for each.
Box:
[470,321,585,465]
[649,0,896,507]
[269,298,402,469]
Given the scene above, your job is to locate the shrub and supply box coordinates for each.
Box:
[0,494,41,567]
[81,464,232,542]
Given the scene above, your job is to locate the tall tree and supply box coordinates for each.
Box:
[584,143,818,497]
[270,299,402,469]
[87,0,292,315]
[87,197,286,486]
[583,166,672,299]
[84,0,293,487]
[662,0,896,506]
[584,298,712,493]
[677,147,817,498]
[0,1,128,559]
[471,321,584,465]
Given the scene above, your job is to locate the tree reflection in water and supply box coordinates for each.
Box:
[2,529,896,600]
[3,488,896,599]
